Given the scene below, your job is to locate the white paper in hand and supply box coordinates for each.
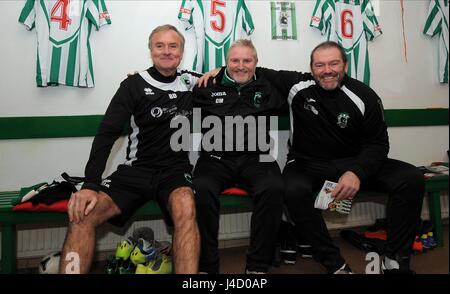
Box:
[314,180,353,215]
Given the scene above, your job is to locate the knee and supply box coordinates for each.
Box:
[76,202,119,228]
[268,175,285,192]
[284,177,312,201]
[170,187,197,227]
[388,166,425,206]
[266,176,285,204]
[408,168,425,191]
[251,174,284,206]
[399,167,425,195]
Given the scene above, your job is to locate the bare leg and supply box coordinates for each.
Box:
[168,187,200,274]
[59,192,120,274]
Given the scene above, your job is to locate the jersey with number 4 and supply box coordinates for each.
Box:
[19,0,111,87]
[310,0,381,85]
[178,0,255,73]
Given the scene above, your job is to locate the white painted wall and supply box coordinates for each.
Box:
[0,0,448,190]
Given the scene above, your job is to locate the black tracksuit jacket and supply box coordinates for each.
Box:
[193,67,286,155]
[259,68,390,181]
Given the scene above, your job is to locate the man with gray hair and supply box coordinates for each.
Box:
[192,39,286,274]
[200,40,424,274]
[60,24,201,274]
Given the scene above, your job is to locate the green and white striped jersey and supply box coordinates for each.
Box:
[424,0,449,84]
[19,0,111,87]
[310,0,382,85]
[178,0,255,73]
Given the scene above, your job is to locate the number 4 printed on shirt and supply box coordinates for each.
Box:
[51,0,72,30]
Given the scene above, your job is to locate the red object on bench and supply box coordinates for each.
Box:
[11,188,249,213]
[221,187,249,197]
[11,188,249,212]
[12,199,68,213]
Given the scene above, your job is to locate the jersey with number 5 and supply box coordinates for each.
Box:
[19,0,111,87]
[178,0,254,73]
[310,0,381,85]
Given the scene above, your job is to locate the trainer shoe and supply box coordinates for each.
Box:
[279,222,297,265]
[381,256,415,274]
[333,264,353,274]
[426,231,438,248]
[381,262,415,274]
[382,267,416,274]
[131,227,155,244]
[117,258,136,274]
[106,255,119,274]
[280,246,297,264]
[296,244,313,258]
[135,255,173,274]
[245,268,267,274]
[157,241,172,256]
[146,254,173,274]
[421,232,437,250]
[135,263,150,274]
[412,235,423,254]
[115,238,135,261]
[130,238,159,265]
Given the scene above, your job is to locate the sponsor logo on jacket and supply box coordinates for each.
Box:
[144,88,154,95]
[211,91,227,97]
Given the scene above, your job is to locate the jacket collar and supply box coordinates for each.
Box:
[147,66,177,83]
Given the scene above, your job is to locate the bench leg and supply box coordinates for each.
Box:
[427,191,444,247]
[1,224,16,274]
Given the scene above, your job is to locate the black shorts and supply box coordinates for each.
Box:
[99,164,193,227]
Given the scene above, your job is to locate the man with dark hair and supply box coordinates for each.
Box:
[260,41,425,274]
[60,25,201,274]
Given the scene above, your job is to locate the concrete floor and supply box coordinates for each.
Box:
[21,225,447,274]
[219,226,449,274]
[90,224,449,274]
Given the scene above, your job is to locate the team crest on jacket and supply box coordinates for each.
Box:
[101,179,111,188]
[253,92,262,108]
[180,73,191,86]
[337,112,350,128]
[184,173,192,184]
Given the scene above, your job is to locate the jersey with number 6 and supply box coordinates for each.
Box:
[19,0,111,87]
[310,0,381,85]
[178,0,255,73]
[423,0,449,83]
